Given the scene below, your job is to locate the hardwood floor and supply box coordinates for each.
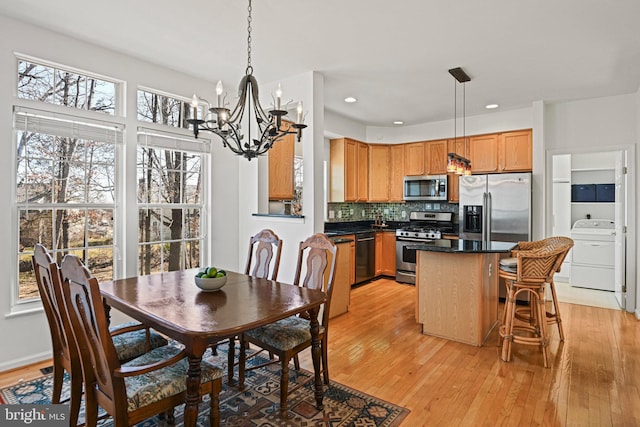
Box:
[2,278,639,426]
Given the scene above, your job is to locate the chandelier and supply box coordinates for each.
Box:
[447,67,472,175]
[187,0,306,160]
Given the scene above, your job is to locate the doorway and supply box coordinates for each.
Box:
[548,147,636,313]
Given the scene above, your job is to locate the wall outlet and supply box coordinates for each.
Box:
[383,208,389,215]
[328,210,335,219]
[361,209,365,217]
[434,203,440,210]
[350,208,354,215]
[401,211,406,218]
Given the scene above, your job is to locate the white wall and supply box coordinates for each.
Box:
[544,94,638,315]
[0,15,240,370]
[365,107,533,143]
[238,71,324,285]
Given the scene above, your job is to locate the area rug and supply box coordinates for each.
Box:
[1,348,409,426]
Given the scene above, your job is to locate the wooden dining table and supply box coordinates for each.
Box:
[99,268,328,426]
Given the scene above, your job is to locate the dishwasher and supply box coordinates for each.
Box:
[355,232,376,284]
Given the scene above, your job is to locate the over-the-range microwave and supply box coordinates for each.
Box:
[403,175,448,201]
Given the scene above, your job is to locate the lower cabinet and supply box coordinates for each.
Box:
[375,231,396,277]
[329,239,353,318]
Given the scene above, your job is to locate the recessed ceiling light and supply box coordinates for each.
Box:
[485,104,499,109]
[393,121,404,125]
[344,97,357,103]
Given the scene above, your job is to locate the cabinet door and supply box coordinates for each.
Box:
[404,142,425,176]
[499,130,532,172]
[369,145,390,201]
[389,144,404,202]
[447,173,459,202]
[357,142,369,201]
[268,128,295,200]
[426,140,448,175]
[469,134,499,173]
[375,232,383,276]
[345,139,359,201]
[381,231,396,275]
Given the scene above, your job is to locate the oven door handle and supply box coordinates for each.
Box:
[397,237,434,243]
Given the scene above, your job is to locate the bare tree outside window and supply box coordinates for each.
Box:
[136,90,205,275]
[15,60,118,300]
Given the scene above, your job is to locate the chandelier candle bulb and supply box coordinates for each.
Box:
[275,83,282,110]
[216,80,223,107]
[191,94,198,118]
[297,101,303,123]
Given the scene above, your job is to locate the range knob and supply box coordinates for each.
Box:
[414,232,419,237]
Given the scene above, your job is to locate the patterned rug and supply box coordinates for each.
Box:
[1,348,409,426]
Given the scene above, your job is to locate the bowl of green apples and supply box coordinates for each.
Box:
[195,266,227,291]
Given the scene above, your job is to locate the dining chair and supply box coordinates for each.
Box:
[32,244,168,427]
[60,254,223,427]
[238,232,337,418]
[245,228,283,280]
[224,229,283,380]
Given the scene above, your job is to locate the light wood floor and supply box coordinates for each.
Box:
[2,278,639,426]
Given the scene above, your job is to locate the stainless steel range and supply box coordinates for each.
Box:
[395,211,454,284]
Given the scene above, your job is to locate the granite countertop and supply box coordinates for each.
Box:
[409,239,516,254]
[331,237,355,244]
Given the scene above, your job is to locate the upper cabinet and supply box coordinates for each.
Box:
[404,142,426,176]
[469,133,500,173]
[330,138,368,202]
[426,140,448,175]
[358,142,369,201]
[369,144,390,202]
[389,144,405,202]
[268,125,295,200]
[499,130,532,172]
[469,129,532,174]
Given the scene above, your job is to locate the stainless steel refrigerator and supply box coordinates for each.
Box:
[459,173,531,243]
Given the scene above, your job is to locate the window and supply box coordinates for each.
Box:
[137,129,209,275]
[137,89,194,128]
[18,59,116,115]
[15,107,122,301]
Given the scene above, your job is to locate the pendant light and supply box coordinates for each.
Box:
[447,67,472,175]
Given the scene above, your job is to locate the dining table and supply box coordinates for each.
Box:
[99,268,328,426]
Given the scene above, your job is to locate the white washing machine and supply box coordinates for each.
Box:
[570,219,615,291]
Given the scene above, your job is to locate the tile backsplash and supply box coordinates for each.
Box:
[327,201,459,223]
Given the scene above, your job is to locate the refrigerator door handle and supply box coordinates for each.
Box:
[482,192,488,242]
[486,192,492,242]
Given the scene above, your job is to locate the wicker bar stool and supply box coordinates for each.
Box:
[512,237,573,340]
[499,241,570,367]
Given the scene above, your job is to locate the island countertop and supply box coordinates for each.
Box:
[409,239,516,254]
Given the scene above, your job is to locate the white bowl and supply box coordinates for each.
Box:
[195,275,227,292]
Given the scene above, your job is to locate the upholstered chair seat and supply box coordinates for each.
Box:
[244,317,326,351]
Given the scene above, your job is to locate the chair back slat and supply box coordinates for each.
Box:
[245,229,283,280]
[60,254,125,412]
[294,233,337,327]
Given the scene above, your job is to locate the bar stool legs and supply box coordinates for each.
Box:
[547,279,564,341]
[500,281,550,368]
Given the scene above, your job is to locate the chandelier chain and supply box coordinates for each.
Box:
[246,0,253,74]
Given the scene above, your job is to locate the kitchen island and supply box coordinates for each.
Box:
[412,240,516,346]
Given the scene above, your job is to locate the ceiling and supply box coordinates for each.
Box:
[2,0,640,128]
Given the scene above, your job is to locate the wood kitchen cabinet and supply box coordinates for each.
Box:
[381,231,396,276]
[375,231,396,277]
[329,240,352,318]
[330,138,368,202]
[369,144,390,201]
[389,144,404,202]
[404,141,426,176]
[268,122,295,200]
[344,234,356,285]
[499,129,532,172]
[357,142,369,201]
[426,139,448,175]
[469,133,500,173]
[375,232,383,276]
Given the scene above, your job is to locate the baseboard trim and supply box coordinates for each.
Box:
[0,351,51,373]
